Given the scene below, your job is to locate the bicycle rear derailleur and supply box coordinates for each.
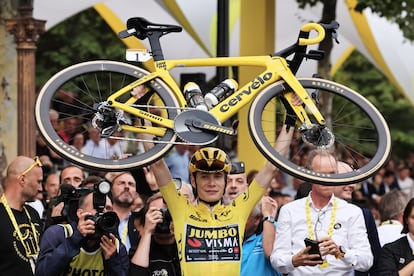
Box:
[92,102,126,137]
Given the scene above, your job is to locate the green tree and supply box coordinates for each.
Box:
[334,51,414,160]
[36,8,125,88]
[296,0,414,161]
[355,0,414,41]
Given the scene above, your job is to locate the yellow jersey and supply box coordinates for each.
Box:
[160,179,265,276]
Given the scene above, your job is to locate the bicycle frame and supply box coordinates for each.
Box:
[106,22,328,138]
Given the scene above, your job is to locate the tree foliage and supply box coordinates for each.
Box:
[296,0,414,41]
[334,51,414,160]
[355,0,414,41]
[36,8,125,88]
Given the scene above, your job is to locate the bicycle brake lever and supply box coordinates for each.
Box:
[331,30,340,44]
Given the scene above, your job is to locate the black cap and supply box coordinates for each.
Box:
[230,161,245,174]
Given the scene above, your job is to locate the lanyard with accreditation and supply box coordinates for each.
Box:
[1,194,39,273]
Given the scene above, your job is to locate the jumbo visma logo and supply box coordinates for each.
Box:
[185,224,241,262]
[219,72,273,112]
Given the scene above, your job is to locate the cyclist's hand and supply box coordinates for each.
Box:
[131,85,146,99]
[143,166,158,191]
[291,93,303,106]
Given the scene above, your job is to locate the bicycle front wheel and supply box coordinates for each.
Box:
[249,78,391,185]
[35,60,179,171]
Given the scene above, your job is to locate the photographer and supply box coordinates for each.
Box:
[129,192,181,276]
[43,165,85,228]
[35,180,129,276]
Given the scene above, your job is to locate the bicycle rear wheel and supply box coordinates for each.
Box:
[35,60,179,171]
[249,78,391,185]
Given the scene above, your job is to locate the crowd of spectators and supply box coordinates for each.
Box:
[3,92,414,275]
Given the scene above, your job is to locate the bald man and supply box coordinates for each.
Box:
[0,156,43,275]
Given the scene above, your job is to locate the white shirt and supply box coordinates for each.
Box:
[398,176,414,196]
[81,139,124,159]
[377,220,405,247]
[271,193,373,275]
[81,139,107,158]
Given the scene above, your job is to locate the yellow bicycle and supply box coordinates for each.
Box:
[35,17,391,185]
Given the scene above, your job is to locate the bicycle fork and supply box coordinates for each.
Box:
[279,70,335,148]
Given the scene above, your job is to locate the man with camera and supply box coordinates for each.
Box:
[106,171,140,258]
[129,192,181,276]
[44,165,86,228]
[35,179,129,276]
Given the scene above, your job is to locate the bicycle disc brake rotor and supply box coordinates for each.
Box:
[301,125,335,149]
[174,109,218,144]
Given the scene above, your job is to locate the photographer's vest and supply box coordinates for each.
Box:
[59,224,119,275]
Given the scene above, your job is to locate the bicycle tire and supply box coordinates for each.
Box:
[35,60,179,171]
[249,78,391,185]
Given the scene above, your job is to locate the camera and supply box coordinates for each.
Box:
[85,212,119,238]
[86,180,120,239]
[53,183,91,223]
[54,180,119,238]
[155,208,172,234]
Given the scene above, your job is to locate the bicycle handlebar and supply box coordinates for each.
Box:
[298,23,326,46]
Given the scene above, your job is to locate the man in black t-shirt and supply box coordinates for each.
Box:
[0,156,43,275]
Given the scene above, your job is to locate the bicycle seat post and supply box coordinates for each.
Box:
[147,32,165,61]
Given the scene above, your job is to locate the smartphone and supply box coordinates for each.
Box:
[304,238,322,261]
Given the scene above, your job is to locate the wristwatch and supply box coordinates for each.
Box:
[335,245,346,259]
[263,216,275,223]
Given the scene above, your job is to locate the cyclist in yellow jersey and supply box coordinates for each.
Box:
[146,126,293,276]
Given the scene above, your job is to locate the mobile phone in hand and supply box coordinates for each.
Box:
[304,238,322,261]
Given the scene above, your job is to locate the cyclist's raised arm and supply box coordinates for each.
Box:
[254,91,301,189]
[148,159,172,188]
[139,120,172,188]
[254,125,294,190]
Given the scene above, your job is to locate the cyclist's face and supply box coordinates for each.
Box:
[193,171,226,203]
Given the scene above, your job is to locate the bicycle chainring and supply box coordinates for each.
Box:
[174,109,219,145]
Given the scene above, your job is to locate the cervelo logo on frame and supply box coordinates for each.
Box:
[219,72,273,112]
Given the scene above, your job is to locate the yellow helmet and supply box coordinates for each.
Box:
[189,147,231,174]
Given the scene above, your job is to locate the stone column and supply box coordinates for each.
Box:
[5,3,45,157]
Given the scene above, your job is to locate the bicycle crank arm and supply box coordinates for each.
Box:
[185,119,236,136]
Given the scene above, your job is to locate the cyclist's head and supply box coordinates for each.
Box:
[189,147,231,205]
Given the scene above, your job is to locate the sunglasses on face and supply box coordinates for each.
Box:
[22,156,43,175]
[192,159,226,173]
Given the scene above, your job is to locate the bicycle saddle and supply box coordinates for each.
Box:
[119,17,182,40]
